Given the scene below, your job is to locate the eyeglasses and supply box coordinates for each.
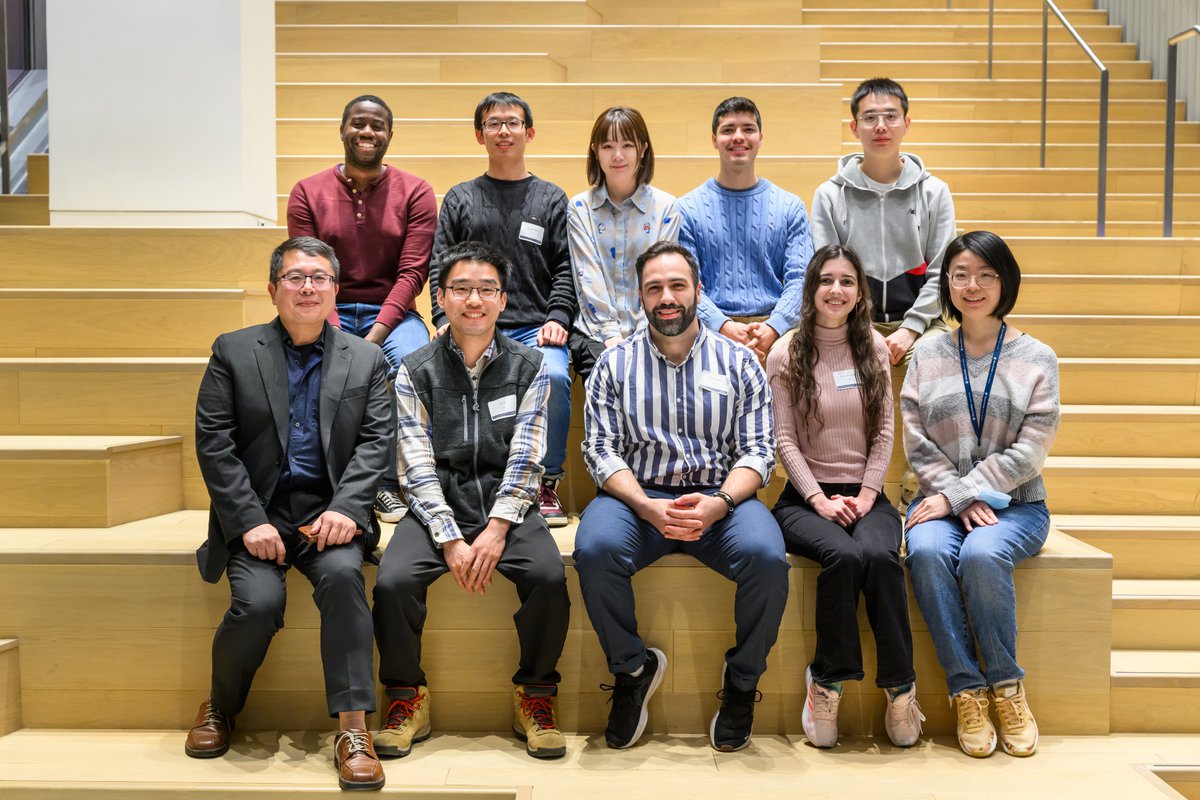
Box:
[276,272,336,289]
[481,118,527,133]
[446,284,502,300]
[949,272,999,289]
[856,111,905,128]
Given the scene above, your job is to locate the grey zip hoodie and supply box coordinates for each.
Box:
[811,152,956,333]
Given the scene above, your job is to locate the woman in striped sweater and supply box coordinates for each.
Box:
[768,245,923,750]
[901,230,1060,759]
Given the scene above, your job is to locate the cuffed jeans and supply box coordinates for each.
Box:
[903,498,1050,695]
[336,303,429,491]
[500,324,569,480]
[773,481,913,688]
[573,489,790,692]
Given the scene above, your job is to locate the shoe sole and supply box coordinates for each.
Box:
[184,743,229,759]
[511,725,568,759]
[373,725,431,759]
[375,510,404,524]
[709,663,752,752]
[543,514,569,528]
[999,729,1038,757]
[338,772,386,791]
[607,647,667,749]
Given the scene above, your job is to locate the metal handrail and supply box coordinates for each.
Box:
[0,4,11,194]
[1040,1,1108,236]
[1164,25,1200,237]
[945,0,995,79]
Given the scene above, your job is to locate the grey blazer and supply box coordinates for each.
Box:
[194,319,391,583]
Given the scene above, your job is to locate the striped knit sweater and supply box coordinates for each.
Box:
[900,330,1060,514]
[766,325,893,500]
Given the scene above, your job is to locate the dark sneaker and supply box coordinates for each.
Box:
[710,664,761,752]
[602,647,666,749]
[539,480,569,528]
[374,490,406,524]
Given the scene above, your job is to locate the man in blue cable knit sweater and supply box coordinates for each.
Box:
[677,96,814,359]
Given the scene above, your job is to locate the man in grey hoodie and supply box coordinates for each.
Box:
[811,78,956,367]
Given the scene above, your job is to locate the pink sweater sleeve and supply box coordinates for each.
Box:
[766,344,823,501]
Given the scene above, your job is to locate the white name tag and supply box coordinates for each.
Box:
[518,221,545,245]
[488,394,518,420]
[698,371,731,396]
[832,368,861,390]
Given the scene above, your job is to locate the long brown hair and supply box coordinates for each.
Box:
[785,245,889,446]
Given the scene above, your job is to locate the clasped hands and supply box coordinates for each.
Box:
[905,495,998,532]
[442,520,508,595]
[636,492,727,541]
[719,320,778,360]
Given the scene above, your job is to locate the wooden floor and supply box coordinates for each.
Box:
[0,730,1198,798]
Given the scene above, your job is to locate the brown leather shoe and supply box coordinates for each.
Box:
[335,728,386,791]
[184,699,232,758]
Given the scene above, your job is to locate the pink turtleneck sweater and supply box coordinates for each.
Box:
[765,324,894,501]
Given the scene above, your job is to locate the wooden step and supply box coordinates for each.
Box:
[277,52,569,83]
[1153,767,1200,800]
[828,76,1168,100]
[25,154,47,195]
[1111,650,1200,733]
[805,8,1111,26]
[0,516,1111,734]
[1009,315,1200,358]
[1113,580,1200,651]
[823,58,1151,81]
[807,0,1096,8]
[1054,406,1200,459]
[817,24,1124,45]
[964,220,1200,237]
[1008,238,1200,277]
[0,289,272,357]
[1058,359,1200,405]
[820,40,1137,62]
[0,639,18,737]
[589,0,805,24]
[277,0,601,24]
[0,196,48,226]
[0,436,183,527]
[954,193,1200,222]
[1043,456,1200,516]
[0,359,209,508]
[1017,276,1200,316]
[1054,515,1200,580]
[872,140,1199,168]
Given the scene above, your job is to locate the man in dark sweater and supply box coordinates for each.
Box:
[287,94,438,526]
[430,92,575,527]
[373,241,570,760]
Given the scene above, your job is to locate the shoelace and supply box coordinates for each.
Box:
[993,690,1027,730]
[201,702,225,727]
[956,692,988,732]
[338,730,372,757]
[887,692,927,725]
[518,693,558,731]
[384,695,422,729]
[809,683,839,718]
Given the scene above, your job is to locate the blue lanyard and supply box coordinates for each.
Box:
[958,322,1006,447]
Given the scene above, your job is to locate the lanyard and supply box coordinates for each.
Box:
[958,322,1006,447]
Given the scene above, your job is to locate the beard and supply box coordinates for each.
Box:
[648,301,697,337]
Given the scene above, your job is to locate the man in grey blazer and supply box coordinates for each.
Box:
[187,236,391,791]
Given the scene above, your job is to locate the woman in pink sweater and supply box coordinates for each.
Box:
[767,245,922,750]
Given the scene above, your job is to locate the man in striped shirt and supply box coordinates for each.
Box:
[574,240,790,753]
[371,241,570,761]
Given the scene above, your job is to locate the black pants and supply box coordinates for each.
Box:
[773,481,915,688]
[373,514,570,687]
[568,330,607,382]
[210,488,376,718]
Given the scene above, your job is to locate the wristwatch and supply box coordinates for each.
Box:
[713,490,736,519]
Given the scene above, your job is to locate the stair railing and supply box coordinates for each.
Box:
[1164,25,1200,237]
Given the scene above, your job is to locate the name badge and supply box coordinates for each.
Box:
[832,369,861,390]
[698,371,731,396]
[518,221,545,245]
[488,394,517,421]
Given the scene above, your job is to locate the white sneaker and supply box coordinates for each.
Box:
[953,688,997,758]
[991,680,1038,757]
[802,665,840,748]
[883,685,926,747]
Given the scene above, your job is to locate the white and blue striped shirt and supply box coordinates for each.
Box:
[582,325,775,489]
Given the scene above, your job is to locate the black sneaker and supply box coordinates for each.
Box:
[374,490,406,523]
[709,664,761,752]
[601,646,666,749]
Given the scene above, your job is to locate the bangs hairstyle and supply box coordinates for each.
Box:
[585,106,655,187]
[784,245,889,448]
[437,240,513,293]
[473,91,533,131]
[939,230,1022,323]
[849,77,909,118]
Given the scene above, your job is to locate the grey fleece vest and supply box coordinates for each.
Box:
[401,332,543,532]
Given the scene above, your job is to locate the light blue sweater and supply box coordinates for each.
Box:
[678,178,813,336]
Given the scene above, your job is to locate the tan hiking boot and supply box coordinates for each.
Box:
[373,685,431,758]
[953,688,997,758]
[513,684,567,759]
[991,680,1039,757]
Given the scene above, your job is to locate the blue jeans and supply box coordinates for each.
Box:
[573,489,790,691]
[336,303,430,491]
[903,499,1050,695]
[500,325,569,480]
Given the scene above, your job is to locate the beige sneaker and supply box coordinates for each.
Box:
[953,688,997,758]
[991,680,1039,757]
[373,685,431,758]
[513,684,567,759]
